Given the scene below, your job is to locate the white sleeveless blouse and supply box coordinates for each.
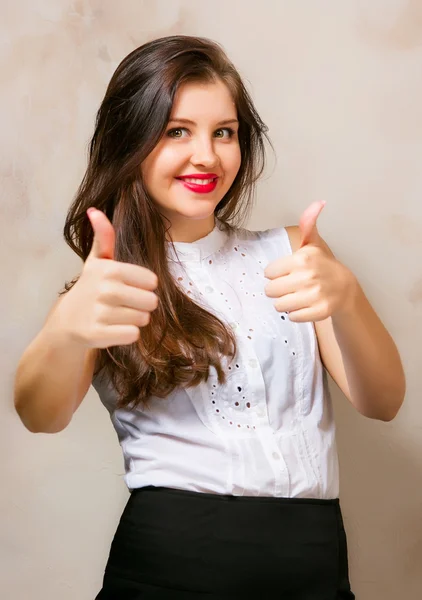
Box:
[92,221,339,499]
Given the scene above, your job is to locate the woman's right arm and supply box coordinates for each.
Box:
[13,208,159,434]
[14,297,98,433]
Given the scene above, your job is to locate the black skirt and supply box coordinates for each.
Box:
[96,486,355,599]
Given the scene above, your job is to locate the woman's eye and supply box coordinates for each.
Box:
[214,128,235,139]
[167,128,188,138]
[167,127,236,139]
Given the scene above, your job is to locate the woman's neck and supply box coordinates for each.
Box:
[167,215,216,243]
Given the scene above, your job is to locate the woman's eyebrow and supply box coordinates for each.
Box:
[168,118,239,126]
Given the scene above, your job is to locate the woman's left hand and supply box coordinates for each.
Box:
[264,201,357,323]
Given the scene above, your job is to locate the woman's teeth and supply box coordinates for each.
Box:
[183,178,215,185]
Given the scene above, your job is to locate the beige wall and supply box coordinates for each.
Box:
[2,1,421,598]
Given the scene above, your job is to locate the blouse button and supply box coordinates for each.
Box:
[248,359,258,368]
[272,452,281,461]
[256,407,266,418]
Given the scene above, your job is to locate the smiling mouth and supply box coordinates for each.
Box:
[176,176,219,195]
[177,177,218,185]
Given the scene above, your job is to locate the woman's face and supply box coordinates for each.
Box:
[141,78,241,241]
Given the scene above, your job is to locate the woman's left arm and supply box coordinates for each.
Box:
[265,203,406,422]
[311,263,405,422]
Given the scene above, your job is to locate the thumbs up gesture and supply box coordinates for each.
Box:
[264,201,355,323]
[56,208,159,348]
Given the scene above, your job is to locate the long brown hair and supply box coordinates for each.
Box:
[62,35,269,408]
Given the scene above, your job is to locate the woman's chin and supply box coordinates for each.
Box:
[173,201,219,220]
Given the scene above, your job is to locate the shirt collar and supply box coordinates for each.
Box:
[166,219,229,263]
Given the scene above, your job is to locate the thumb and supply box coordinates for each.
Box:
[87,208,115,260]
[298,200,326,249]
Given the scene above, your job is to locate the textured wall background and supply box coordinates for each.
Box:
[2,1,422,598]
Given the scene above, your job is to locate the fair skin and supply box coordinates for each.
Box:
[266,202,406,421]
[141,79,241,242]
[13,208,159,432]
[14,78,405,433]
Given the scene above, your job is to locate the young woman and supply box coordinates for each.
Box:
[14,35,405,599]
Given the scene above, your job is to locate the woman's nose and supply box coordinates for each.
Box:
[190,138,219,169]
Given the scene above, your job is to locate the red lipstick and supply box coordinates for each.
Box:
[176,173,219,194]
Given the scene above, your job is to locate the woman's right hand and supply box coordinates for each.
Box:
[51,208,159,349]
